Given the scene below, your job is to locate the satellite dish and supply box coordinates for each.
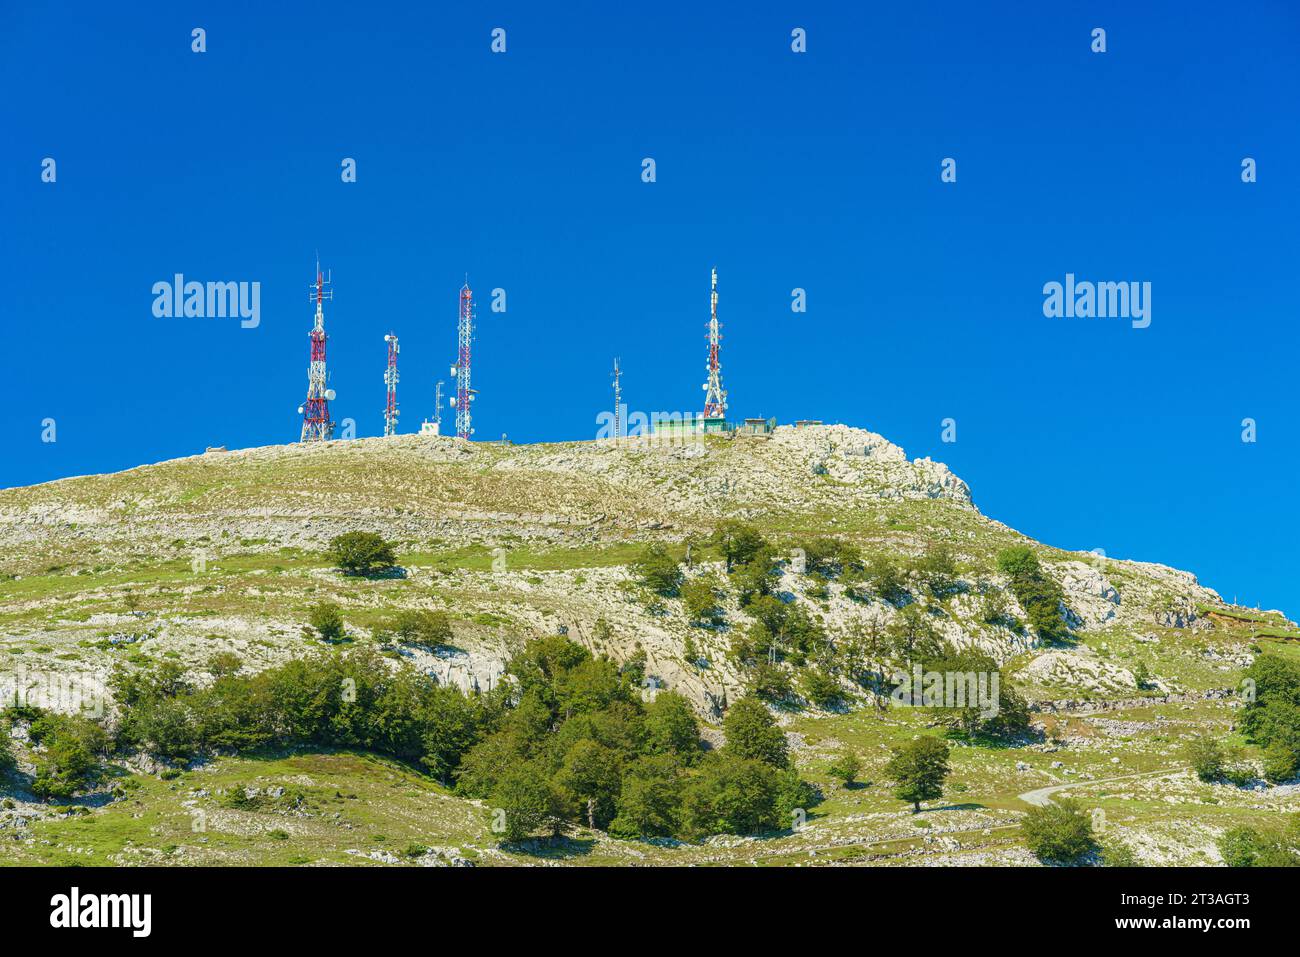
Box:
[702,383,709,390]
[325,389,336,401]
[297,406,304,414]
[449,397,457,407]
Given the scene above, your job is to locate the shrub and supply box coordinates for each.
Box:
[328,531,397,575]
[1100,841,1139,867]
[1219,827,1261,866]
[799,668,843,709]
[914,544,958,598]
[680,576,725,627]
[391,608,453,646]
[1187,734,1225,782]
[979,587,1017,627]
[30,714,108,800]
[632,544,684,597]
[865,554,910,605]
[827,751,861,787]
[0,733,15,774]
[995,546,1069,643]
[723,697,789,768]
[711,521,768,572]
[308,602,346,642]
[1022,798,1095,864]
[1262,741,1298,784]
[746,662,794,704]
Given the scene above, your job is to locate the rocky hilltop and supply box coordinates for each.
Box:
[0,423,1279,715]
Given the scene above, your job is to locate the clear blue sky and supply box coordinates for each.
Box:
[2,2,1297,616]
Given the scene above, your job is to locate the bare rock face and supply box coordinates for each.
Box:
[1059,561,1122,628]
[1020,650,1140,695]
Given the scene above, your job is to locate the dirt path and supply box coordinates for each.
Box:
[1018,766,1186,807]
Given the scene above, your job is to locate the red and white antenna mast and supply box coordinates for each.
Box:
[612,357,623,439]
[450,279,475,440]
[383,333,400,436]
[299,259,335,442]
[702,267,727,420]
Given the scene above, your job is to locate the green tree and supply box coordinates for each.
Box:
[1262,741,1298,784]
[609,754,683,838]
[0,732,15,774]
[979,587,1015,627]
[308,601,346,642]
[827,751,861,787]
[885,605,944,662]
[1131,661,1152,690]
[391,609,453,646]
[491,761,570,843]
[711,521,768,573]
[924,647,1031,741]
[914,544,959,598]
[679,753,782,837]
[29,715,108,800]
[865,554,910,605]
[1022,798,1096,864]
[328,531,397,575]
[554,739,623,829]
[643,692,701,763]
[632,544,684,597]
[746,661,794,703]
[802,537,862,578]
[799,668,843,709]
[730,547,780,606]
[1186,734,1225,782]
[681,576,725,627]
[884,736,950,812]
[996,546,1069,643]
[722,697,789,768]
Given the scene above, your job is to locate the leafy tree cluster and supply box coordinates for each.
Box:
[680,575,726,628]
[0,724,15,774]
[328,531,397,576]
[1021,797,1096,864]
[1218,818,1300,867]
[732,594,827,670]
[112,649,499,781]
[1240,653,1300,784]
[454,638,815,842]
[632,544,684,597]
[918,645,1031,741]
[385,608,454,647]
[995,546,1069,643]
[800,537,863,580]
[24,711,109,800]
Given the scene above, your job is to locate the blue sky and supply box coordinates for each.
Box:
[2,2,1297,615]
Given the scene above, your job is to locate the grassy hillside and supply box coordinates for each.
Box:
[1,424,1297,866]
